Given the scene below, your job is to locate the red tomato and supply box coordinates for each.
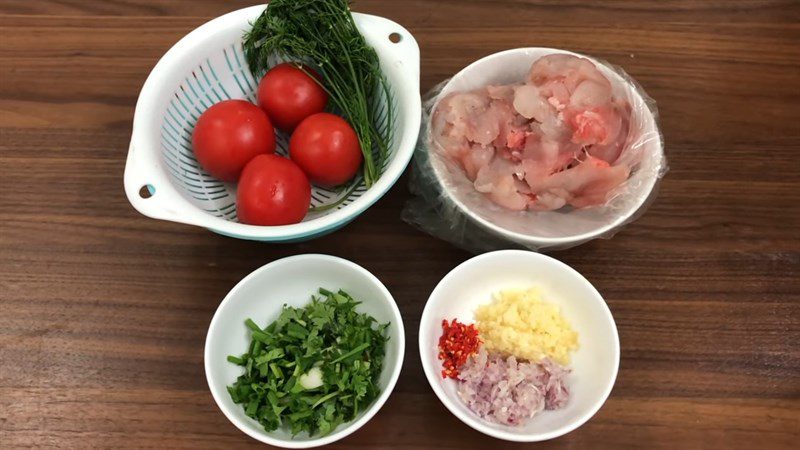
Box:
[192,100,275,182]
[289,113,362,186]
[236,154,311,226]
[257,63,328,131]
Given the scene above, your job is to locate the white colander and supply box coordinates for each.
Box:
[124,5,420,241]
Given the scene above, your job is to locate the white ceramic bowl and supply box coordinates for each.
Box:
[205,254,405,448]
[428,48,665,250]
[419,250,619,441]
[124,5,421,242]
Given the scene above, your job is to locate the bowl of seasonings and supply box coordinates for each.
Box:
[205,254,404,448]
[419,250,619,441]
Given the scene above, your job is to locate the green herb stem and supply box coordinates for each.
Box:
[330,342,371,364]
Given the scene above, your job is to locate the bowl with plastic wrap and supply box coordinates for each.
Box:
[421,48,666,251]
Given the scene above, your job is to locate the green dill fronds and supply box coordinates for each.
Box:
[243,0,394,187]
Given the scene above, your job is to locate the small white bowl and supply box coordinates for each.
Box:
[419,250,619,442]
[428,48,665,250]
[205,254,405,448]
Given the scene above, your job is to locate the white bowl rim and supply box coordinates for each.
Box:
[125,5,422,241]
[429,47,664,247]
[418,249,620,442]
[204,253,406,448]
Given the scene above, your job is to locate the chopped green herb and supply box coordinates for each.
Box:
[227,355,245,365]
[227,288,389,437]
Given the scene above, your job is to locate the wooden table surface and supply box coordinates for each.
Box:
[2,1,799,448]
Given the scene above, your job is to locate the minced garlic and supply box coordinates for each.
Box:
[474,287,578,364]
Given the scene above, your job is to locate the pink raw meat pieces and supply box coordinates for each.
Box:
[432,54,632,211]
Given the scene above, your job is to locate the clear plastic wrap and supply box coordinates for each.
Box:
[402,48,668,253]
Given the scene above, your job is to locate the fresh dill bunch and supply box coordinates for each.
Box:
[243,0,394,188]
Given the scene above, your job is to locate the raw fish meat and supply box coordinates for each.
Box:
[432,54,633,211]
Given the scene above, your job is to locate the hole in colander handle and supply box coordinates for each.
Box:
[123,141,187,224]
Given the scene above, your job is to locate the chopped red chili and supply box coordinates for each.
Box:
[438,318,482,379]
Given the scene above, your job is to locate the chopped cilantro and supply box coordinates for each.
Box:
[227,288,389,437]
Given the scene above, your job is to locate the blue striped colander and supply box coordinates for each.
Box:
[125,5,421,241]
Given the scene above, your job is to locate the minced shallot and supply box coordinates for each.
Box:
[456,348,570,426]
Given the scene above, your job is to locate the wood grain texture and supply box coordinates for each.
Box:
[1,0,798,448]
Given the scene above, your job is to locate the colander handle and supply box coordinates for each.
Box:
[356,14,421,88]
[123,141,190,224]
